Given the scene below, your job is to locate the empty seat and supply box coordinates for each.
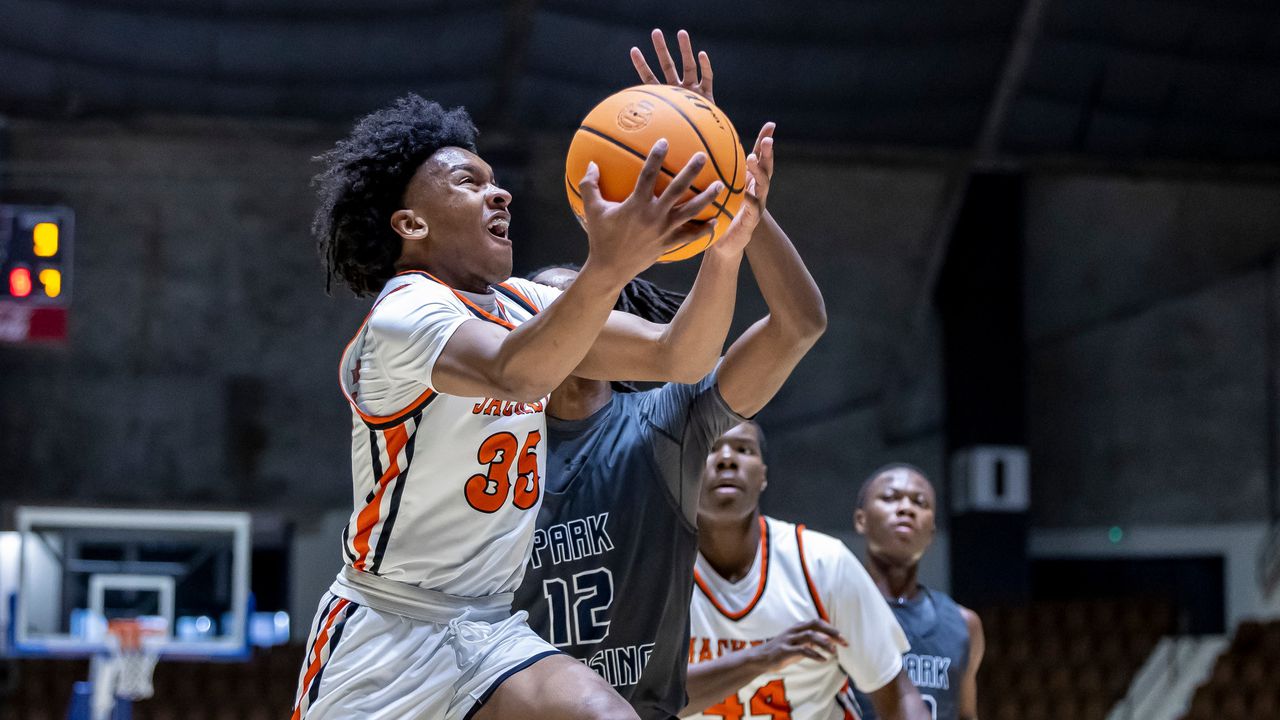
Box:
[1220,691,1249,720]
[1251,690,1279,718]
[1210,655,1238,684]
[991,699,1021,720]
[1238,656,1267,686]
[1078,696,1110,720]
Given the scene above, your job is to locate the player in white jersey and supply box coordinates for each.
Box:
[685,423,931,720]
[295,94,747,720]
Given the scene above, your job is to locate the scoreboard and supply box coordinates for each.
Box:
[0,204,73,344]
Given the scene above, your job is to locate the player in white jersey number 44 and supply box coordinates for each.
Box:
[294,94,754,720]
[685,423,932,720]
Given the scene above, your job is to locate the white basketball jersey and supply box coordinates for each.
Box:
[337,271,560,597]
[688,516,909,720]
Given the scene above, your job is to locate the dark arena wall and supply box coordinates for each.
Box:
[3,118,1280,532]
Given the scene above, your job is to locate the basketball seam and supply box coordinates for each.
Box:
[565,167,734,220]
[571,126,738,220]
[564,167,727,264]
[565,168,732,230]
[630,88,745,193]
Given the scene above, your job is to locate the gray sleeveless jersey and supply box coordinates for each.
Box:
[848,587,969,720]
[513,372,744,719]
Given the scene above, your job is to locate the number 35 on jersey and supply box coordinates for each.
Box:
[466,430,542,513]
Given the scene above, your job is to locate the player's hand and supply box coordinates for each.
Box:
[631,28,714,103]
[578,139,722,279]
[708,123,776,257]
[750,618,848,671]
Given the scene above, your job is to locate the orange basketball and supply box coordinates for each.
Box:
[565,85,747,262]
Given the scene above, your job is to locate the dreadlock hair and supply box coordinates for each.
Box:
[526,264,688,392]
[856,462,930,508]
[526,264,688,323]
[615,275,685,323]
[314,94,479,297]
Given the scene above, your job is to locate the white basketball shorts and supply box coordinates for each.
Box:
[291,591,559,720]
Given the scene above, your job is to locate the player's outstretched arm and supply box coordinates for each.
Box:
[631,29,826,417]
[681,619,845,717]
[573,142,769,385]
[715,125,827,418]
[432,144,721,401]
[958,607,985,720]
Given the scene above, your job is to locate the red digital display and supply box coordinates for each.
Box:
[9,267,32,297]
[1,205,73,344]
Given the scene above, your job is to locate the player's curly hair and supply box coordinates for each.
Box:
[313,94,479,296]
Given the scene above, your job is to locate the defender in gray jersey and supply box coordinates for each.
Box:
[513,28,828,720]
[845,465,985,720]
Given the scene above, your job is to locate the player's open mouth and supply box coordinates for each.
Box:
[486,215,510,241]
[712,478,743,494]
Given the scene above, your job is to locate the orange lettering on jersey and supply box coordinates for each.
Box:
[472,401,485,414]
[716,639,731,657]
[482,399,503,416]
[750,639,765,647]
[698,638,713,663]
[730,639,746,652]
[689,638,697,664]
[704,693,746,720]
[749,679,793,718]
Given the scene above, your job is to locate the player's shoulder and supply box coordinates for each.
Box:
[644,371,717,409]
[777,518,854,560]
[495,277,561,311]
[377,272,460,308]
[366,274,464,327]
[759,516,853,568]
[957,602,984,636]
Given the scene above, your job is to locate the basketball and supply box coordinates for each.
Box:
[565,85,748,262]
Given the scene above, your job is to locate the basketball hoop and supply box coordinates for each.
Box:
[86,619,162,720]
[105,619,160,700]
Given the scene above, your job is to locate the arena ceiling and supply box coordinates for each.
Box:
[1,0,1278,162]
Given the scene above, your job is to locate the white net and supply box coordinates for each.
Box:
[110,645,159,700]
[88,620,161,720]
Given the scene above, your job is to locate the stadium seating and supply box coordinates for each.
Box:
[0,645,302,720]
[0,605,1209,720]
[1179,619,1280,720]
[977,599,1174,720]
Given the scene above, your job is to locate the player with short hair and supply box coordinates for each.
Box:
[685,422,931,720]
[843,465,985,720]
[513,30,827,712]
[294,93,746,720]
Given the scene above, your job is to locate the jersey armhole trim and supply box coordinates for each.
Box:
[795,524,830,622]
[693,516,770,621]
[338,282,440,429]
[348,388,438,430]
[494,282,541,315]
[397,269,517,329]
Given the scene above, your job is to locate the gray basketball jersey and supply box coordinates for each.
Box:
[513,372,744,719]
[847,587,969,720]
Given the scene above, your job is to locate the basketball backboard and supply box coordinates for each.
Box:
[4,506,251,660]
